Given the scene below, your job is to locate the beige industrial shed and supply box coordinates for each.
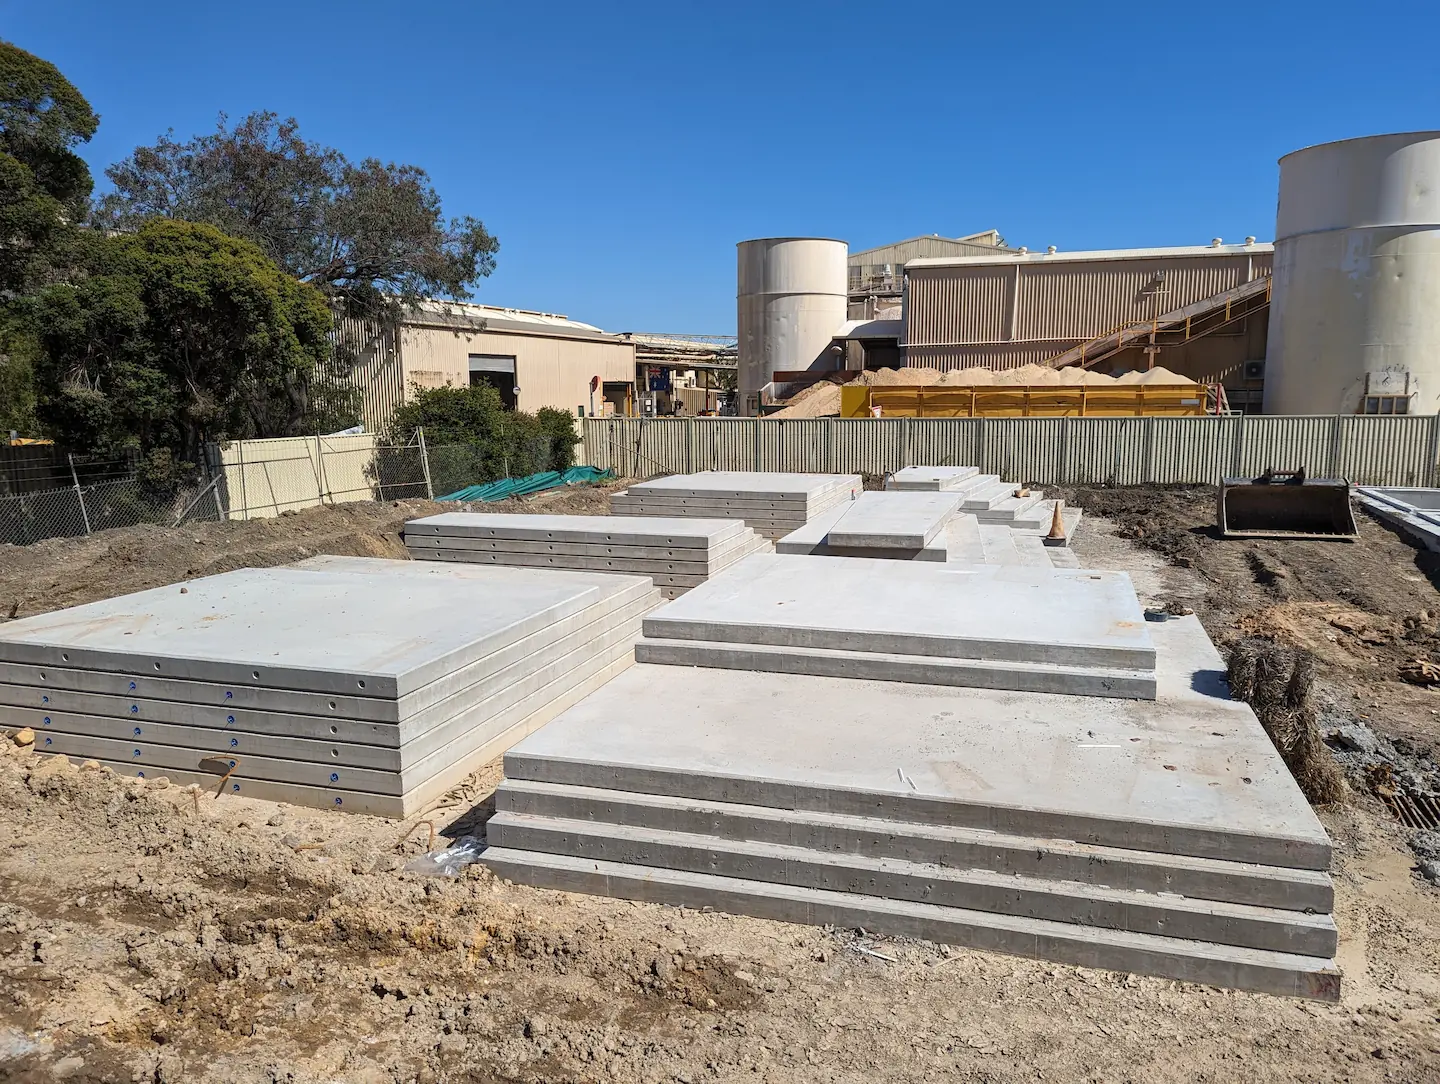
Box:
[902,242,1274,403]
[343,302,637,431]
[848,230,1007,317]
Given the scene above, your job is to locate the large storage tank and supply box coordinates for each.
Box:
[1265,132,1440,415]
[736,238,848,415]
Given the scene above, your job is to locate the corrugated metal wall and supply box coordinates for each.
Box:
[334,316,405,434]
[902,250,1274,371]
[583,415,1439,487]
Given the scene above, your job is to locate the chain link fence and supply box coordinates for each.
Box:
[0,430,554,545]
[0,454,227,546]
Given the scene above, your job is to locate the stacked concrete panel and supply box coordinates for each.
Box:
[634,553,1157,699]
[887,466,1052,527]
[0,556,660,816]
[484,617,1340,999]
[404,513,772,599]
[610,472,862,540]
[776,490,961,561]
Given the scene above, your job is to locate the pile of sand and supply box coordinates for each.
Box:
[772,365,1194,418]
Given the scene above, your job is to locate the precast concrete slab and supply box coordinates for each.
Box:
[632,638,1155,698]
[0,562,652,698]
[824,490,962,550]
[495,779,1335,912]
[775,503,949,561]
[5,591,659,760]
[405,527,768,573]
[481,849,1339,999]
[642,553,1154,671]
[487,814,1336,956]
[502,618,1329,870]
[962,480,1021,511]
[404,513,746,549]
[68,652,635,818]
[1356,487,1440,552]
[624,472,861,505]
[33,630,641,800]
[886,466,980,491]
[0,576,657,722]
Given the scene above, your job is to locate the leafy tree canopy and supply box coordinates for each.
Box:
[0,39,99,295]
[21,219,339,467]
[95,111,499,315]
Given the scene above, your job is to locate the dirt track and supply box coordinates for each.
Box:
[0,488,1438,1083]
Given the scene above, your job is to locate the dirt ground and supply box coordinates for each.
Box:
[1,485,1439,1083]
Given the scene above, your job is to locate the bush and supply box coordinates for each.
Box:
[381,384,583,492]
[537,407,581,472]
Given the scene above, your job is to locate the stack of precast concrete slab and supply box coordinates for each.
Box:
[610,472,861,540]
[635,553,1155,697]
[776,490,962,561]
[404,513,772,599]
[486,550,1340,998]
[887,464,1061,530]
[0,556,659,816]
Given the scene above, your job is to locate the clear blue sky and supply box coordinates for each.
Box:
[5,1,1438,334]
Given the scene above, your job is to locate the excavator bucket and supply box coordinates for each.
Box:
[1217,469,1358,540]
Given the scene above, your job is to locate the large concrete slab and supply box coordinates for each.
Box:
[496,779,1335,912]
[625,472,861,504]
[405,513,746,549]
[824,490,962,550]
[886,466,980,491]
[643,553,1155,671]
[504,617,1330,870]
[776,503,949,561]
[0,575,656,723]
[633,638,1155,698]
[480,848,1339,999]
[0,560,650,699]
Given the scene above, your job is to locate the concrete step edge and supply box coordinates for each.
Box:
[479,847,1341,1000]
[487,812,1337,956]
[500,752,1331,872]
[632,638,1158,700]
[494,778,1334,909]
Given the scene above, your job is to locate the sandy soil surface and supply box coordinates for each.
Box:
[0,487,1438,1083]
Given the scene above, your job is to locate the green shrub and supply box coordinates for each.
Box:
[381,385,583,492]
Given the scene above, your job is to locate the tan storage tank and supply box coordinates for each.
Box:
[737,238,847,415]
[1265,132,1440,415]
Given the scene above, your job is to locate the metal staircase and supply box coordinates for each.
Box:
[1046,275,1272,371]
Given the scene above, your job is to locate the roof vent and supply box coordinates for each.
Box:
[1017,246,1028,255]
[1211,237,1223,248]
[1046,245,1057,254]
[1244,235,1257,245]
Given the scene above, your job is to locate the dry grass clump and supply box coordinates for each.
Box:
[1226,637,1348,805]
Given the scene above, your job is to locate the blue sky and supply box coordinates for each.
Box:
[5,1,1438,333]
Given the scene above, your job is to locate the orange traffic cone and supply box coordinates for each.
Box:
[1043,500,1067,547]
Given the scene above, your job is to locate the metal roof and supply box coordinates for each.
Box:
[906,242,1274,270]
[404,300,627,343]
[849,231,1007,261]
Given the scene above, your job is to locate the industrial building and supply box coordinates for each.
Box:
[344,303,738,431]
[740,130,1440,417]
[346,302,635,429]
[848,230,1008,318]
[739,237,1273,414]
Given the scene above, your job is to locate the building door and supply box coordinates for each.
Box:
[468,354,518,409]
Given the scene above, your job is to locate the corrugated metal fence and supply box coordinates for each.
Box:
[582,415,1440,487]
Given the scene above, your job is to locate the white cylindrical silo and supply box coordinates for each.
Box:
[736,238,848,415]
[1265,132,1440,415]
